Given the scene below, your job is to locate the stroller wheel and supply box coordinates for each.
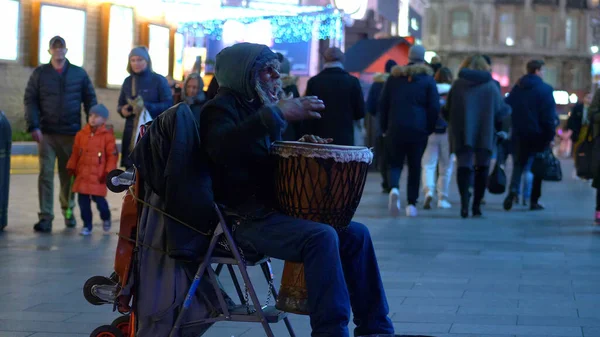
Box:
[90,324,124,337]
[83,276,118,306]
[106,169,129,193]
[111,315,131,336]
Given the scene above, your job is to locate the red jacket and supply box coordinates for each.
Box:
[67,124,118,197]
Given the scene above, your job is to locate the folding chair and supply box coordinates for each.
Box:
[169,203,296,337]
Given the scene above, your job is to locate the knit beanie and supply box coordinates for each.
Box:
[129,46,150,63]
[408,45,426,63]
[90,104,109,119]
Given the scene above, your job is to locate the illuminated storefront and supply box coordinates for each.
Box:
[173,3,344,81]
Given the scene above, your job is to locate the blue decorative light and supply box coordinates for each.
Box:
[178,8,343,44]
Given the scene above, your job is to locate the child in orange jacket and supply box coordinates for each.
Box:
[67,104,118,236]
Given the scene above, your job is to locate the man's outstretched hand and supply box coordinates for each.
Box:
[277,96,325,122]
[297,135,333,144]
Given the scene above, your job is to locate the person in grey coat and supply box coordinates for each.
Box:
[443,55,511,218]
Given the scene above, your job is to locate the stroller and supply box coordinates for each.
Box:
[82,104,295,337]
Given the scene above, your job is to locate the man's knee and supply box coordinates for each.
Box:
[348,221,371,243]
[306,223,339,249]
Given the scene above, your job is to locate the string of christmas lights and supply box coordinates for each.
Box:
[178,8,344,44]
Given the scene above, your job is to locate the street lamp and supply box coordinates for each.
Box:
[592,45,599,54]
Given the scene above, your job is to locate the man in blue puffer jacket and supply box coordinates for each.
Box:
[379,45,440,217]
[503,60,557,211]
[24,36,97,233]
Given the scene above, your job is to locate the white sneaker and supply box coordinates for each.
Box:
[388,188,401,216]
[80,227,92,236]
[406,205,418,217]
[437,199,452,209]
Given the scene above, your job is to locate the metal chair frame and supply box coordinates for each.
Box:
[168,204,296,337]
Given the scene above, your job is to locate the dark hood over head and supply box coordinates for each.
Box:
[215,42,278,101]
[458,68,492,86]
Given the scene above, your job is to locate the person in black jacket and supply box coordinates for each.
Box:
[366,59,397,192]
[503,60,558,211]
[303,47,366,146]
[200,42,397,337]
[277,53,302,141]
[24,36,97,233]
[379,45,440,217]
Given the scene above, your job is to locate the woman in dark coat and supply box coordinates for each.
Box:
[443,55,511,218]
[587,88,600,224]
[117,46,173,168]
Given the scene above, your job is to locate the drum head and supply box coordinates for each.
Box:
[270,141,373,164]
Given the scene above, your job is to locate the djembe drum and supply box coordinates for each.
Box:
[270,141,373,315]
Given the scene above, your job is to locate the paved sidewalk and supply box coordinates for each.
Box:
[1,166,600,337]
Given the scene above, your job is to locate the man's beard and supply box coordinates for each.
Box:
[255,78,285,104]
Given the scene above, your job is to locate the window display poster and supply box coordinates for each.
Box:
[173,32,184,81]
[38,4,86,66]
[0,0,19,61]
[106,5,134,87]
[149,24,170,77]
[206,38,311,76]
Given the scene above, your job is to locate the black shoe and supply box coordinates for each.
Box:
[64,217,77,228]
[33,220,52,233]
[503,192,517,211]
[530,203,545,211]
[472,205,482,217]
[423,196,433,210]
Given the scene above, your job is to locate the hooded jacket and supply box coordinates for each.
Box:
[200,43,287,216]
[379,63,440,144]
[66,124,118,197]
[117,57,173,168]
[366,59,397,118]
[442,68,511,153]
[505,74,557,151]
[24,60,97,135]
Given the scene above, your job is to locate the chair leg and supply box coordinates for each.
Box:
[261,262,296,337]
[236,261,275,337]
[168,229,222,337]
[215,263,224,276]
[227,264,246,305]
[207,266,232,317]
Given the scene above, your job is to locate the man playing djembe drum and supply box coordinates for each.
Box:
[200,43,398,337]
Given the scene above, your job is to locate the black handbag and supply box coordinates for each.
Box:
[487,162,506,194]
[531,147,562,182]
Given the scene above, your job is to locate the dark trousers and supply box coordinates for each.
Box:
[376,135,389,189]
[509,143,543,204]
[596,188,600,211]
[387,140,427,205]
[78,194,111,229]
[38,134,75,221]
[234,213,394,337]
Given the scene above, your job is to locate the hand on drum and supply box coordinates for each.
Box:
[277,96,325,121]
[297,134,333,144]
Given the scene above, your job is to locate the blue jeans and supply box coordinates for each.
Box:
[77,194,110,229]
[234,212,394,337]
[509,144,542,203]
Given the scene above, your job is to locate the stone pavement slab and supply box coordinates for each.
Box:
[1,164,600,336]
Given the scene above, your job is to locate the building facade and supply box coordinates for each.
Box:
[424,0,597,101]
